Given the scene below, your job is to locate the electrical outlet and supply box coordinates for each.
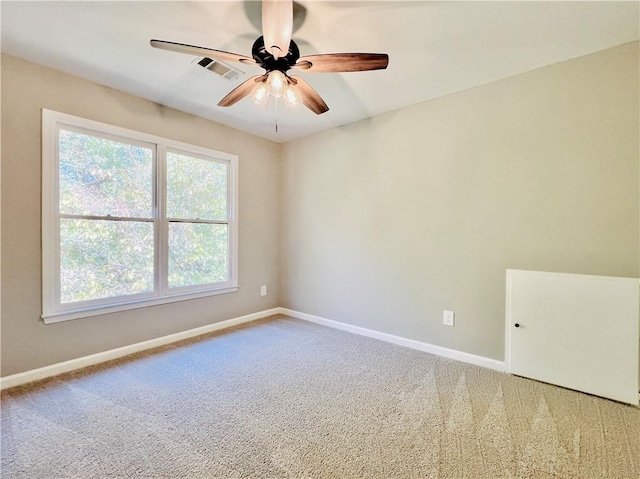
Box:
[443,310,455,327]
[260,285,267,296]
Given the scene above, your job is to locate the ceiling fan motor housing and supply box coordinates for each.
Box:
[252,36,300,73]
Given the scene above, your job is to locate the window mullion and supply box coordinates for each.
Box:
[156,143,168,297]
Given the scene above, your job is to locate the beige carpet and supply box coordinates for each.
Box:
[1,315,639,478]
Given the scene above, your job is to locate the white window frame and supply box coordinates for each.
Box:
[42,109,239,324]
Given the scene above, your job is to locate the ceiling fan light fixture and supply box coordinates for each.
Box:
[284,85,300,108]
[251,82,270,106]
[266,70,287,98]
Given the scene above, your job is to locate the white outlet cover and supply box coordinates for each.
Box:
[260,285,267,296]
[443,310,455,327]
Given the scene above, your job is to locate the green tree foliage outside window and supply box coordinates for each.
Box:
[166,151,229,288]
[58,129,230,303]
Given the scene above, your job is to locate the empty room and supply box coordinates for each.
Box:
[1,1,639,478]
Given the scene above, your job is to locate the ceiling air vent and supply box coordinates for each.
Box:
[194,57,244,81]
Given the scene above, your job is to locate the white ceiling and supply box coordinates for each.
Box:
[2,1,638,143]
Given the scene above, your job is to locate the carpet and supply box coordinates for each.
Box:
[2,314,639,478]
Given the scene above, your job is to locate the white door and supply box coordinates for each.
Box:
[506,269,639,406]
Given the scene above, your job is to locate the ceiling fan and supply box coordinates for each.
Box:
[150,0,389,115]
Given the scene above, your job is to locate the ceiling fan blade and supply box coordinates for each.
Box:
[217,75,265,107]
[295,53,388,73]
[150,39,255,65]
[289,76,329,115]
[292,60,312,70]
[262,0,293,60]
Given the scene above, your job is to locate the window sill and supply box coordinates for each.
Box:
[42,286,239,324]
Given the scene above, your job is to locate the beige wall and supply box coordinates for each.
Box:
[1,54,282,376]
[281,42,639,361]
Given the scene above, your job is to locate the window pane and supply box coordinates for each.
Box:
[60,219,154,303]
[59,129,153,217]
[169,223,228,288]
[166,152,227,220]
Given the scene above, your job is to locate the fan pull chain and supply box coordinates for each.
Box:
[274,98,279,133]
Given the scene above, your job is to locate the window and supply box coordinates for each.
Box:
[42,110,238,323]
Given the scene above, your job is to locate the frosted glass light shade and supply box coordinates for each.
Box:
[266,70,287,98]
[284,85,300,108]
[251,82,269,106]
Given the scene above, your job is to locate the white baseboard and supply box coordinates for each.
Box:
[279,308,505,372]
[1,306,504,391]
[0,308,282,390]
